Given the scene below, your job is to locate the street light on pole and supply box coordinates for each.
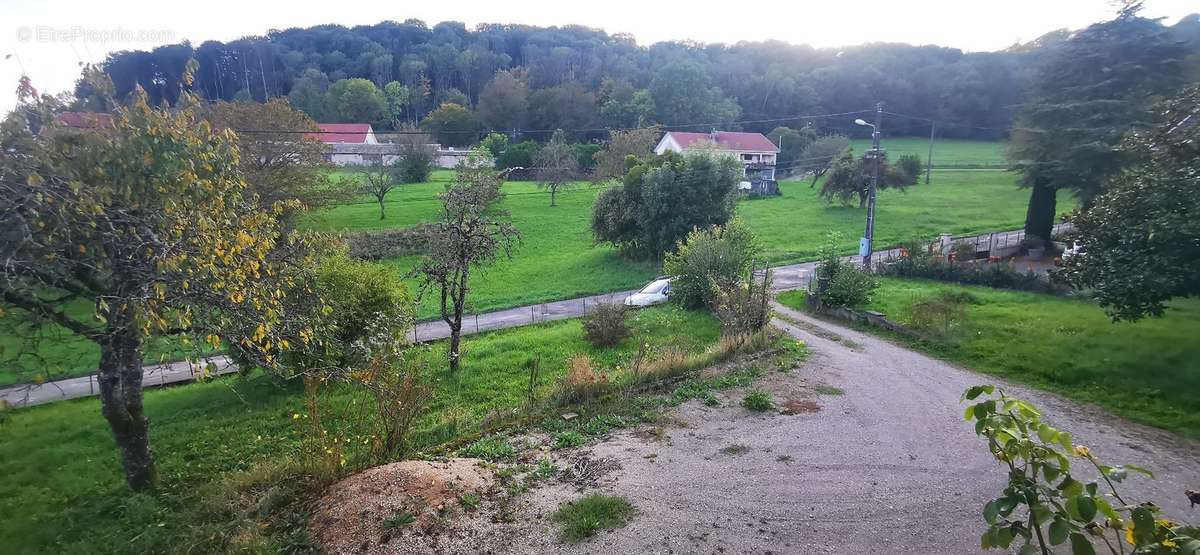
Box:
[855,103,884,268]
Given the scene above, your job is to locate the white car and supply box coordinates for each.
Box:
[624,278,673,307]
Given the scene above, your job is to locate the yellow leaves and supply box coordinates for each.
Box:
[229,291,245,304]
[1126,527,1135,546]
[252,323,267,343]
[26,173,44,186]
[205,334,222,349]
[77,244,87,254]
[1073,445,1093,459]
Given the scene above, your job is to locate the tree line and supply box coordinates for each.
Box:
[82,17,1191,141]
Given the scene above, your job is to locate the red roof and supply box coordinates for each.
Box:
[55,112,113,130]
[664,131,779,153]
[308,123,373,143]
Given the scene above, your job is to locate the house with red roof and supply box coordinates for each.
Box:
[654,130,782,194]
[308,123,378,145]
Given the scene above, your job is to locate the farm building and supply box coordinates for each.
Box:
[654,130,781,195]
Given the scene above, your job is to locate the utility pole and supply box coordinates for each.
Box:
[859,102,884,268]
[925,120,935,184]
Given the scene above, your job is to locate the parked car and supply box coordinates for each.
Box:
[624,277,673,307]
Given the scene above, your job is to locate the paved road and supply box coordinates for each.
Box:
[500,302,1200,554]
[0,225,1054,408]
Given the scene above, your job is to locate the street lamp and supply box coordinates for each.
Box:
[856,104,883,268]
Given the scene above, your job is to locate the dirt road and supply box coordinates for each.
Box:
[504,303,1200,554]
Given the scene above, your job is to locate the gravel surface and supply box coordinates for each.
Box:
[498,302,1200,554]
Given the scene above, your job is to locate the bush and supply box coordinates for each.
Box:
[343,224,437,259]
[812,232,878,308]
[711,268,772,346]
[496,140,541,170]
[879,247,1072,295]
[895,153,923,185]
[581,303,631,347]
[555,354,613,404]
[663,220,760,309]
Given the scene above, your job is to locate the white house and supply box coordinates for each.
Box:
[654,130,781,194]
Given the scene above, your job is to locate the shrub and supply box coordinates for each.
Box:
[950,241,977,263]
[879,248,1072,295]
[963,385,1199,553]
[663,220,760,309]
[711,267,772,346]
[741,389,774,412]
[813,234,879,309]
[350,348,432,462]
[555,355,613,404]
[343,224,437,259]
[552,494,636,543]
[581,303,631,347]
[895,153,923,185]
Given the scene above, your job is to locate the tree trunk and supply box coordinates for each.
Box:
[448,321,462,373]
[1023,183,1057,247]
[378,197,386,220]
[97,322,157,491]
[549,187,557,207]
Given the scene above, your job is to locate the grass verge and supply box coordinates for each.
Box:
[777,279,1200,437]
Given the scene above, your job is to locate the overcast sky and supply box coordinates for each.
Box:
[1,0,1195,115]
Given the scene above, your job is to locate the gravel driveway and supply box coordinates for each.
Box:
[503,302,1200,554]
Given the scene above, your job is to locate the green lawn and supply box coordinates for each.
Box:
[2,141,1058,385]
[778,279,1200,437]
[307,166,1066,318]
[849,138,1006,167]
[0,305,719,553]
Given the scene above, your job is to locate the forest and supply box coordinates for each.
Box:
[84,18,1199,141]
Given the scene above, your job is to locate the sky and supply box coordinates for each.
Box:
[1,0,1195,115]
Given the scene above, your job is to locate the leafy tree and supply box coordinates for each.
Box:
[819,147,912,207]
[894,153,923,185]
[359,160,401,219]
[496,140,541,170]
[326,78,386,123]
[412,153,520,372]
[570,143,601,173]
[592,151,741,258]
[394,128,436,184]
[598,78,655,127]
[767,125,817,172]
[799,134,851,186]
[203,98,349,221]
[288,68,330,121]
[591,127,660,181]
[478,132,509,160]
[420,102,480,147]
[477,69,529,132]
[534,130,580,206]
[1009,4,1189,245]
[528,81,597,135]
[649,62,741,125]
[1058,86,1200,321]
[663,220,760,309]
[382,81,411,127]
[0,69,319,491]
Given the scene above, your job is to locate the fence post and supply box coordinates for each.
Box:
[475,313,480,333]
[531,305,536,323]
[89,374,94,395]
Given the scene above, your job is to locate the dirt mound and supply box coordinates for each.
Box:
[309,458,499,554]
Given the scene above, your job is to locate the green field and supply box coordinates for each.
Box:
[848,138,1006,167]
[0,305,719,553]
[2,140,1057,385]
[778,279,1200,437]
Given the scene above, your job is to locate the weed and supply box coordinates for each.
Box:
[719,444,751,456]
[459,492,481,511]
[381,511,415,530]
[776,454,794,463]
[814,385,844,396]
[460,436,515,461]
[553,431,587,450]
[532,457,559,480]
[552,494,635,543]
[741,389,774,412]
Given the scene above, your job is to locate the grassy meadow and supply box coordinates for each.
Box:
[778,279,1200,437]
[0,305,720,553]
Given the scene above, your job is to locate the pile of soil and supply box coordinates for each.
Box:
[309,458,500,554]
